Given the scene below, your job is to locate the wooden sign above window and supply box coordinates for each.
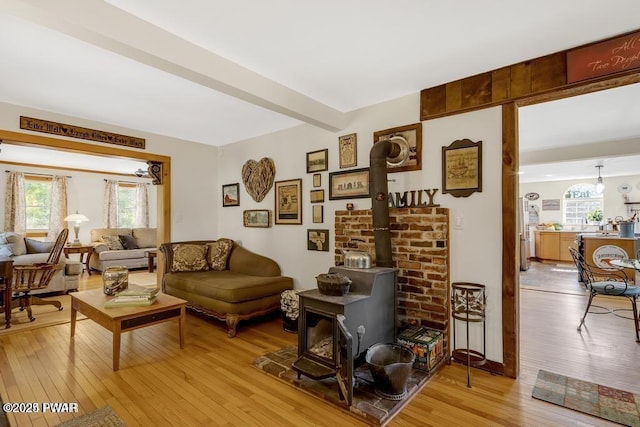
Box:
[567,30,640,83]
[19,116,145,149]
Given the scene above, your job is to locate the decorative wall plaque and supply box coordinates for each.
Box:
[19,116,145,149]
[241,158,276,202]
[442,138,482,198]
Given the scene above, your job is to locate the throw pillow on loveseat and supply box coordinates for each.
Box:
[89,227,157,272]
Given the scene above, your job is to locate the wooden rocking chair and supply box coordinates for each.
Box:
[11,228,68,322]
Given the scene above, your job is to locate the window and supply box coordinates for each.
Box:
[25,176,52,232]
[563,183,603,225]
[118,183,137,228]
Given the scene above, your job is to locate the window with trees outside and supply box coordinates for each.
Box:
[118,183,137,228]
[25,176,52,233]
[563,183,603,225]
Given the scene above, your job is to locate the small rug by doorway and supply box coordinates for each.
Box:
[253,346,434,426]
[55,405,125,427]
[0,295,86,337]
[532,370,640,426]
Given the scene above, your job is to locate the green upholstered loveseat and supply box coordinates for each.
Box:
[160,240,293,337]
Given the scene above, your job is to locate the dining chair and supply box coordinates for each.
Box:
[11,228,68,322]
[569,247,640,342]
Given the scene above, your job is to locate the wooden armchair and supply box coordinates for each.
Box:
[11,228,68,322]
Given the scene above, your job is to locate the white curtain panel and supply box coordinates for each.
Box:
[104,179,119,228]
[135,183,149,227]
[4,171,26,233]
[48,175,68,240]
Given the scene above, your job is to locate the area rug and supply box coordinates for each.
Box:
[532,370,640,426]
[0,295,86,336]
[253,346,435,426]
[55,405,125,427]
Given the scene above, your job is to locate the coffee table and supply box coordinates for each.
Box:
[70,289,186,371]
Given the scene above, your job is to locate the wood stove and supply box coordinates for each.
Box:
[292,266,397,405]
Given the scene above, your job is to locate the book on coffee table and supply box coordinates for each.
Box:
[104,296,157,308]
[116,286,159,298]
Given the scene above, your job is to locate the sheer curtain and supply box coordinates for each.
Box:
[135,183,149,227]
[4,171,26,233]
[104,179,119,228]
[48,175,68,239]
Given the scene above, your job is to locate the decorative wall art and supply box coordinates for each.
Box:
[306,149,328,173]
[338,133,357,168]
[373,123,422,173]
[542,199,561,211]
[313,173,321,188]
[274,178,302,224]
[312,205,323,223]
[243,210,271,228]
[241,158,276,202]
[307,229,329,251]
[442,138,482,198]
[310,189,324,203]
[222,183,240,207]
[329,168,370,200]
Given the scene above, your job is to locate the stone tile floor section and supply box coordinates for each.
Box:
[253,346,432,426]
[532,369,640,427]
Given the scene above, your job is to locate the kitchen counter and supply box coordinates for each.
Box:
[577,232,639,240]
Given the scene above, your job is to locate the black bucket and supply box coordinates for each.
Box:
[365,343,415,400]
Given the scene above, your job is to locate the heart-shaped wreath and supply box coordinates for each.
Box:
[241,158,276,202]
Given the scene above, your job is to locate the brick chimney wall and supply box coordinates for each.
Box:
[335,207,450,334]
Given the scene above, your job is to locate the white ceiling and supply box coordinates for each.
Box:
[0,0,639,179]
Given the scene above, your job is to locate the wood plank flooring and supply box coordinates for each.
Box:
[0,267,637,426]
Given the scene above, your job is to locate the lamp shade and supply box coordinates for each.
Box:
[64,211,89,223]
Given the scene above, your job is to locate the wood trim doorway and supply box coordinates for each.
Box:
[0,129,171,278]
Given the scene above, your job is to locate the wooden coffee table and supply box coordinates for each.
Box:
[70,289,186,371]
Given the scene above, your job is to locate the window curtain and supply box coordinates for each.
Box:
[47,175,68,240]
[104,179,119,228]
[4,172,26,233]
[135,183,149,227]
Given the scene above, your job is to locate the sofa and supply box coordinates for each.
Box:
[0,231,81,294]
[160,239,293,337]
[89,227,157,272]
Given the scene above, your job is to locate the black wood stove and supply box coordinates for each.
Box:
[292,266,397,405]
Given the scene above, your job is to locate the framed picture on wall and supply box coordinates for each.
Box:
[313,173,321,188]
[243,209,271,227]
[222,183,240,207]
[307,229,329,251]
[442,138,482,198]
[274,178,302,224]
[310,189,324,203]
[306,149,328,173]
[329,168,370,200]
[373,123,422,173]
[312,205,323,223]
[338,133,357,168]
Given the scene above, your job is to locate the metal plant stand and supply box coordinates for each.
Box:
[451,282,487,387]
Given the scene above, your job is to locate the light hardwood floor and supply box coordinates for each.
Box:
[0,268,637,426]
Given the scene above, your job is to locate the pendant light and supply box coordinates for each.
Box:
[595,165,604,194]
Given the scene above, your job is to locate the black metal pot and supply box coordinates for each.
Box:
[316,273,352,296]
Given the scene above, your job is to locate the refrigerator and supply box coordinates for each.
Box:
[518,197,531,271]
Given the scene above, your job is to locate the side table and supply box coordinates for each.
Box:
[0,256,14,329]
[144,249,158,273]
[63,245,93,275]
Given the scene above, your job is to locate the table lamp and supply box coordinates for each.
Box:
[63,211,89,246]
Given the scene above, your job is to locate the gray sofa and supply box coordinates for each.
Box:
[0,231,80,294]
[89,227,157,272]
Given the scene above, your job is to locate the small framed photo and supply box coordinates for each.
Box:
[222,183,240,207]
[307,229,329,251]
[274,178,302,224]
[243,209,271,228]
[329,168,370,200]
[306,149,328,173]
[339,133,357,168]
[310,189,324,203]
[442,138,482,198]
[313,173,321,188]
[312,205,323,223]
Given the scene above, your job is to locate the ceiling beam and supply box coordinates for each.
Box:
[520,137,640,165]
[3,0,347,132]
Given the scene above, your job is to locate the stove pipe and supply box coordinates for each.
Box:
[369,139,403,268]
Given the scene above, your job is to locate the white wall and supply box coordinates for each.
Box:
[218,95,505,362]
[0,102,219,241]
[520,174,640,226]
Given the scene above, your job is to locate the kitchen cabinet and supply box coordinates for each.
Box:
[534,231,578,262]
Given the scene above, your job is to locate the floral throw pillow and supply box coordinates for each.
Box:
[0,235,12,257]
[207,238,234,271]
[171,244,209,272]
[102,235,124,251]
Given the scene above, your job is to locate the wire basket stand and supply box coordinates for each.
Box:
[451,282,488,387]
